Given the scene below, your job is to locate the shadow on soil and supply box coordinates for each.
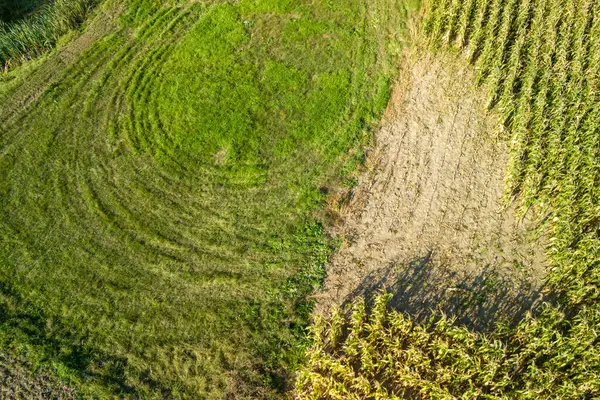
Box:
[347,252,548,333]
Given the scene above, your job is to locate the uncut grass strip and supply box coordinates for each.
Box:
[0,0,98,66]
[1,30,114,125]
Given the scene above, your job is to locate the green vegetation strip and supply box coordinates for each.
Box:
[298,0,600,398]
[0,0,414,397]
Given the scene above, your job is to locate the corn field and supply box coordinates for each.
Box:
[296,0,600,397]
[0,0,99,68]
[296,294,599,399]
[425,0,600,305]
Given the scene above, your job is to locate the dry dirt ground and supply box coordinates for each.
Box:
[316,49,548,332]
[0,353,76,399]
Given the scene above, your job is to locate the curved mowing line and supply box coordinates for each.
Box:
[0,0,416,395]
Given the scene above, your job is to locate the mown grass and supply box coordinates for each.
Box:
[0,0,414,397]
[297,0,600,398]
[0,0,99,68]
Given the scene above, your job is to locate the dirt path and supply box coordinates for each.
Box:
[316,50,547,331]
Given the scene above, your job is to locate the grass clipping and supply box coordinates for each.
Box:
[0,0,416,397]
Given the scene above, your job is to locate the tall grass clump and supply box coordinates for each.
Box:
[0,0,99,68]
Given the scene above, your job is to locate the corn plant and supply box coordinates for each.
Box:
[296,295,600,399]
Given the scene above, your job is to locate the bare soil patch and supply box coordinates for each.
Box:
[0,353,76,399]
[316,49,548,331]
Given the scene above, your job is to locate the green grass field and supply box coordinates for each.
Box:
[0,0,417,397]
[0,0,99,67]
